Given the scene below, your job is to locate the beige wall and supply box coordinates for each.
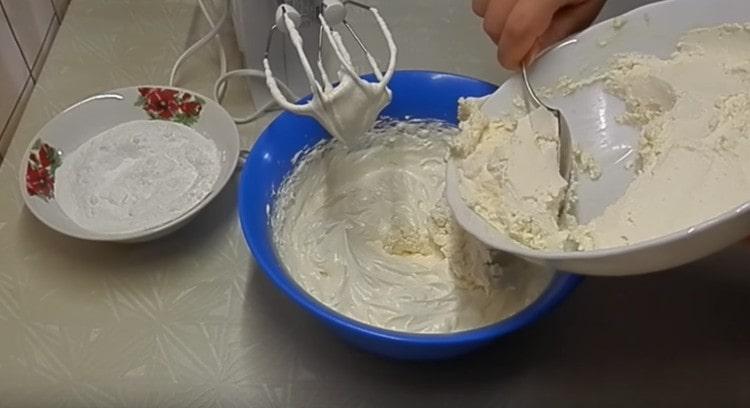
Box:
[0,0,68,158]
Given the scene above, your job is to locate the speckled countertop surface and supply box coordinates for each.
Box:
[0,0,748,406]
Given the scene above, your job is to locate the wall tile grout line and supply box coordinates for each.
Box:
[30,14,58,83]
[0,76,33,158]
[0,0,65,160]
[49,0,60,24]
[0,0,33,77]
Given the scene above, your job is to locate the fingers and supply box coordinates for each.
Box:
[497,0,560,70]
[536,0,606,52]
[478,0,603,70]
[482,0,516,43]
[526,40,543,66]
[472,0,491,16]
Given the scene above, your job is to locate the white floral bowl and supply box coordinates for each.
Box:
[18,86,239,242]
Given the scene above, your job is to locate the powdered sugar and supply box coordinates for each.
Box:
[55,120,221,235]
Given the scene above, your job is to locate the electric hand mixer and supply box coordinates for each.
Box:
[170,0,395,145]
[261,0,397,145]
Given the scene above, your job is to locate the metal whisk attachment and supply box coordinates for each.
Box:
[262,0,397,144]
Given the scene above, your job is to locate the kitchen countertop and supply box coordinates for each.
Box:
[0,0,748,406]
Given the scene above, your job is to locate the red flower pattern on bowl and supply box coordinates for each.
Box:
[135,87,204,126]
[26,140,61,201]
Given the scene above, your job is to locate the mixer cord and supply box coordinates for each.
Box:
[169,0,299,126]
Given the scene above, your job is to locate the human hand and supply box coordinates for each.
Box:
[472,0,606,70]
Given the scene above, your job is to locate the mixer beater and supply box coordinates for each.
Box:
[262,0,397,145]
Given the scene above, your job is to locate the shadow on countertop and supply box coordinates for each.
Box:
[242,244,750,407]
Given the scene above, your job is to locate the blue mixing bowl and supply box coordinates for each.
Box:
[238,70,582,360]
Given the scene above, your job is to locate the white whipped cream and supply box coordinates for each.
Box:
[272,121,553,333]
[455,23,750,251]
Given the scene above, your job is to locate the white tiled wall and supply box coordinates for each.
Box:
[0,0,67,158]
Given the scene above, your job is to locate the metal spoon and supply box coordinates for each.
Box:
[521,64,573,224]
[445,65,575,256]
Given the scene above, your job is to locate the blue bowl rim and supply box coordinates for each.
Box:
[238,69,583,345]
